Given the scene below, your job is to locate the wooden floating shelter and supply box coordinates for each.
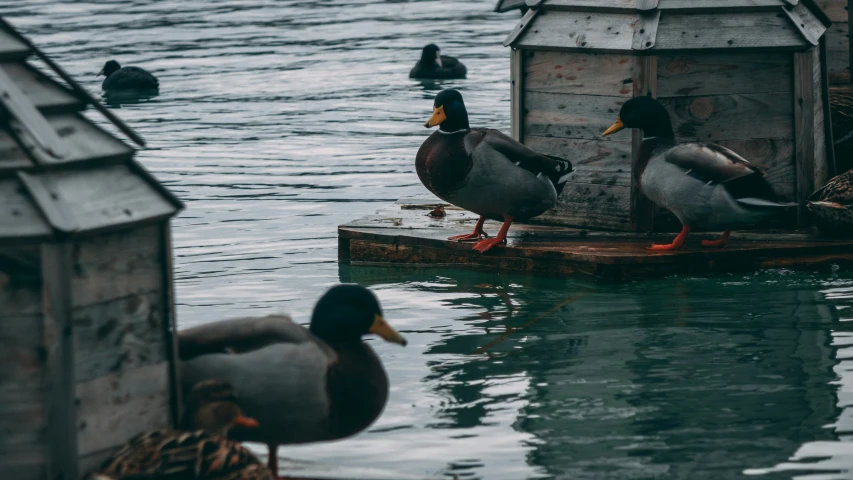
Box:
[505,0,835,232]
[0,19,183,479]
[340,0,853,281]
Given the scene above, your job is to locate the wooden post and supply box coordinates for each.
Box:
[630,55,657,232]
[42,242,78,480]
[849,0,853,84]
[160,222,181,427]
[794,49,816,226]
[820,37,837,178]
[510,48,524,142]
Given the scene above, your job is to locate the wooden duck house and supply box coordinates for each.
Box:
[504,0,835,232]
[0,19,183,479]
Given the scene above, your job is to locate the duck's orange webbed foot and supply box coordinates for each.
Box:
[448,216,488,242]
[473,216,512,254]
[701,231,730,248]
[646,225,691,252]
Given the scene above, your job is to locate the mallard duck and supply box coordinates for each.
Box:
[409,44,467,79]
[179,284,406,476]
[602,96,794,251]
[808,169,853,235]
[98,60,159,91]
[416,89,573,253]
[90,380,272,480]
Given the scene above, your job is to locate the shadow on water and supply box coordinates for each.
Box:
[343,265,853,479]
[101,89,160,107]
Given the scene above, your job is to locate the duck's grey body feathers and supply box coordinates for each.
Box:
[640,139,792,231]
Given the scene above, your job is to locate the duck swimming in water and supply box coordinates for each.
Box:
[98,60,159,91]
[416,89,573,253]
[179,284,406,476]
[409,44,467,79]
[602,96,794,251]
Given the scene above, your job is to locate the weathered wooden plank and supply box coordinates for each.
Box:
[76,362,171,458]
[653,13,807,51]
[537,183,631,230]
[43,164,176,234]
[73,292,167,384]
[70,225,162,306]
[817,0,848,21]
[524,51,635,96]
[813,42,831,187]
[0,67,69,161]
[159,223,181,427]
[0,246,41,315]
[524,91,627,140]
[516,11,638,52]
[632,56,658,232]
[795,50,817,225]
[635,0,659,10]
[658,92,794,141]
[12,113,133,167]
[0,178,52,241]
[784,1,828,46]
[524,136,632,186]
[41,242,78,480]
[656,52,793,97]
[0,314,44,384]
[18,171,79,234]
[544,0,783,12]
[0,63,81,113]
[504,7,538,47]
[0,126,35,172]
[632,11,661,50]
[825,18,850,83]
[511,48,524,141]
[495,0,527,13]
[0,380,47,480]
[0,28,30,61]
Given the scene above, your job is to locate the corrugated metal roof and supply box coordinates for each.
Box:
[506,0,831,52]
[0,18,182,242]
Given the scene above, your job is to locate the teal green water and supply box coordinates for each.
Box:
[6,1,853,478]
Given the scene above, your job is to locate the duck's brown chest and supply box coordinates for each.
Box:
[415,131,474,198]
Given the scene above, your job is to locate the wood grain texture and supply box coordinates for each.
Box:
[795,50,817,225]
[817,0,848,21]
[41,242,78,480]
[73,292,167,384]
[0,378,47,480]
[12,113,133,167]
[511,48,524,141]
[784,1,828,46]
[824,19,850,83]
[516,11,638,52]
[632,11,661,50]
[524,91,627,140]
[0,126,35,173]
[76,362,171,458]
[632,56,658,232]
[656,52,793,96]
[504,7,538,47]
[536,183,631,230]
[812,42,830,188]
[0,62,81,113]
[544,0,783,12]
[70,225,162,307]
[658,92,793,142]
[524,136,633,186]
[524,51,635,97]
[653,13,807,51]
[0,178,52,241]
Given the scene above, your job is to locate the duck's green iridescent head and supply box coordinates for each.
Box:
[424,89,470,132]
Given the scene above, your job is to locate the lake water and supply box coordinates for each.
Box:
[6,1,853,479]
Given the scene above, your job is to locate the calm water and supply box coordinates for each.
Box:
[6,1,853,478]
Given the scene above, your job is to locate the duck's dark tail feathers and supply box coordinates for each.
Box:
[545,155,573,195]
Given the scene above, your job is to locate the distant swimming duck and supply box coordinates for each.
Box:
[808,169,853,235]
[179,284,406,476]
[91,379,272,480]
[416,89,573,253]
[602,96,794,251]
[98,60,159,91]
[409,44,467,79]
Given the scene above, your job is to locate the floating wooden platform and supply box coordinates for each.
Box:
[338,196,853,282]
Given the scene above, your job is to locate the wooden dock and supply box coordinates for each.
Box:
[338,197,853,282]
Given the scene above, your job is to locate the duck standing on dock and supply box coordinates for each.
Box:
[409,44,467,79]
[90,380,273,480]
[179,285,406,476]
[602,96,794,251]
[417,89,573,253]
[97,60,159,91]
[808,169,853,235]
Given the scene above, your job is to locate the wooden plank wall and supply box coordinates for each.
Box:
[522,50,635,230]
[656,52,797,230]
[0,247,46,480]
[71,224,173,475]
[817,0,850,83]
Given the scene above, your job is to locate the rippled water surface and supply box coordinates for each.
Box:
[7,1,853,479]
